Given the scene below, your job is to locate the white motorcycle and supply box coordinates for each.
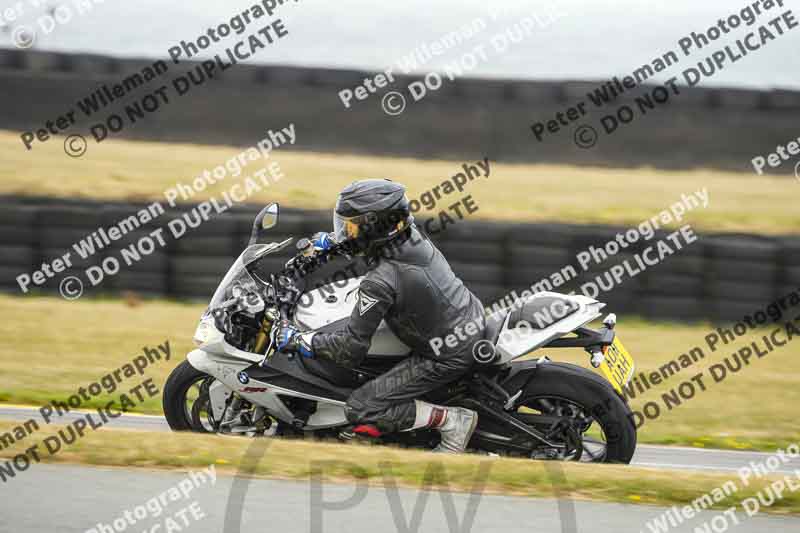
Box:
[163,203,638,462]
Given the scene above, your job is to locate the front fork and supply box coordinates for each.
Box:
[253,308,280,356]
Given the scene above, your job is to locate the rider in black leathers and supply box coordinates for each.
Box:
[277,179,484,453]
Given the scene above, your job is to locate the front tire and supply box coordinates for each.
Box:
[163,360,216,432]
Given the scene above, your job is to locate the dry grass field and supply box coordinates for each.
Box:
[1,294,797,451]
[2,420,799,515]
[2,130,797,234]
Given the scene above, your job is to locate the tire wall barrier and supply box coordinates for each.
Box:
[2,196,798,324]
[2,49,800,172]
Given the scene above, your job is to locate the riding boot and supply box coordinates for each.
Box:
[411,400,478,453]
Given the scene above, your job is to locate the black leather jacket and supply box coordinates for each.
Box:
[311,226,485,368]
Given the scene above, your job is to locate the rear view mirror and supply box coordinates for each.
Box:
[248,203,279,246]
[262,203,279,230]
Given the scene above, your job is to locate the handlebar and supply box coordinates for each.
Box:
[282,240,348,280]
[268,237,351,321]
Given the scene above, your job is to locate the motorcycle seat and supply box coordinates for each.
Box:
[483,295,580,346]
[509,295,579,330]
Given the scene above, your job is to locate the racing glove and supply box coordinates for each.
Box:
[311,232,335,252]
[276,322,314,358]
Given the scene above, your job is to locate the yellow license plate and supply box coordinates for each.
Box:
[599,337,635,394]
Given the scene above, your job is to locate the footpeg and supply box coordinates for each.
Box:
[504,390,522,411]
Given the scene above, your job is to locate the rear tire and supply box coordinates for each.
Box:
[518,362,637,463]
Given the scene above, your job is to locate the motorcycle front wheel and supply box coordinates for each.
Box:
[163,360,219,432]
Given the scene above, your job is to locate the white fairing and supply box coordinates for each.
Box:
[493,291,605,365]
[186,275,412,430]
[294,276,411,356]
[187,349,349,428]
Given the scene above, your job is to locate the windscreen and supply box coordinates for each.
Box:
[207,242,290,310]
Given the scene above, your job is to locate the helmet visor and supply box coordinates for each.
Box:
[333,212,361,242]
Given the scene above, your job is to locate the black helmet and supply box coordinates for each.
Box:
[333,179,412,254]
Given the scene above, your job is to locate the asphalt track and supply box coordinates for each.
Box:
[3,406,800,533]
[4,464,799,533]
[2,406,799,475]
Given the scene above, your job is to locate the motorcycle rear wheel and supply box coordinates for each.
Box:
[516,363,637,463]
[471,362,637,462]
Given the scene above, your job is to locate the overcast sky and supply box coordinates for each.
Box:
[2,0,798,89]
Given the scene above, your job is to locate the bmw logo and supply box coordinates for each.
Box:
[237,371,250,384]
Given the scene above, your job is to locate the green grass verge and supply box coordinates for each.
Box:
[1,422,799,515]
